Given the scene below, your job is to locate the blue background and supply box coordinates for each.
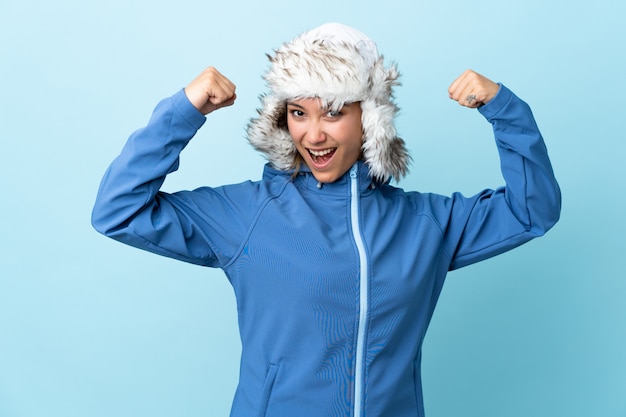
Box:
[1,0,625,416]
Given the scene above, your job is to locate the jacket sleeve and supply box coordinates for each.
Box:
[444,84,561,270]
[91,89,248,268]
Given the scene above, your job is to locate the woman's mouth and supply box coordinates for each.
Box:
[308,148,337,165]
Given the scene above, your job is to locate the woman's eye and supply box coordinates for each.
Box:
[290,109,305,117]
[327,110,342,118]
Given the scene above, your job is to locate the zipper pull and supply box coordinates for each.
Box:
[350,163,358,179]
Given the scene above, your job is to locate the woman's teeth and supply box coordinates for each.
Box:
[308,148,336,163]
[309,148,335,157]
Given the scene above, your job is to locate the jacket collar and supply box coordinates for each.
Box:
[262,161,379,195]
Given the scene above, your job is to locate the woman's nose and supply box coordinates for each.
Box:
[306,121,326,144]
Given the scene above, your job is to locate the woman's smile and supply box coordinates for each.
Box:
[307,147,337,165]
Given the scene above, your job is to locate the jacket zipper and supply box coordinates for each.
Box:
[350,163,368,417]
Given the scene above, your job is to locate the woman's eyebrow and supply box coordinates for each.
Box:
[286,101,305,109]
[287,102,339,112]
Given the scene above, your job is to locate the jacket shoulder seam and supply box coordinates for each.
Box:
[222,179,292,269]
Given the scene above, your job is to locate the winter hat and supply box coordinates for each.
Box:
[246,22,410,182]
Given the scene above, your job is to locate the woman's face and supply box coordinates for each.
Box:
[286,98,363,183]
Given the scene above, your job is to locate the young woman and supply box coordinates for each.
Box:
[92,22,561,417]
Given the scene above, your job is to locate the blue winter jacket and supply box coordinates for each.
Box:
[92,85,561,417]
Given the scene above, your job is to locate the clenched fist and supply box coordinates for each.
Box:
[185,67,237,115]
[448,70,500,108]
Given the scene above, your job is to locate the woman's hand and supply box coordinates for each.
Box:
[448,69,500,108]
[184,67,237,115]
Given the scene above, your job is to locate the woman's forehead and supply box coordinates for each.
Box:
[286,98,359,110]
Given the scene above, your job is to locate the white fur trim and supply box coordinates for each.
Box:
[247,23,411,182]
